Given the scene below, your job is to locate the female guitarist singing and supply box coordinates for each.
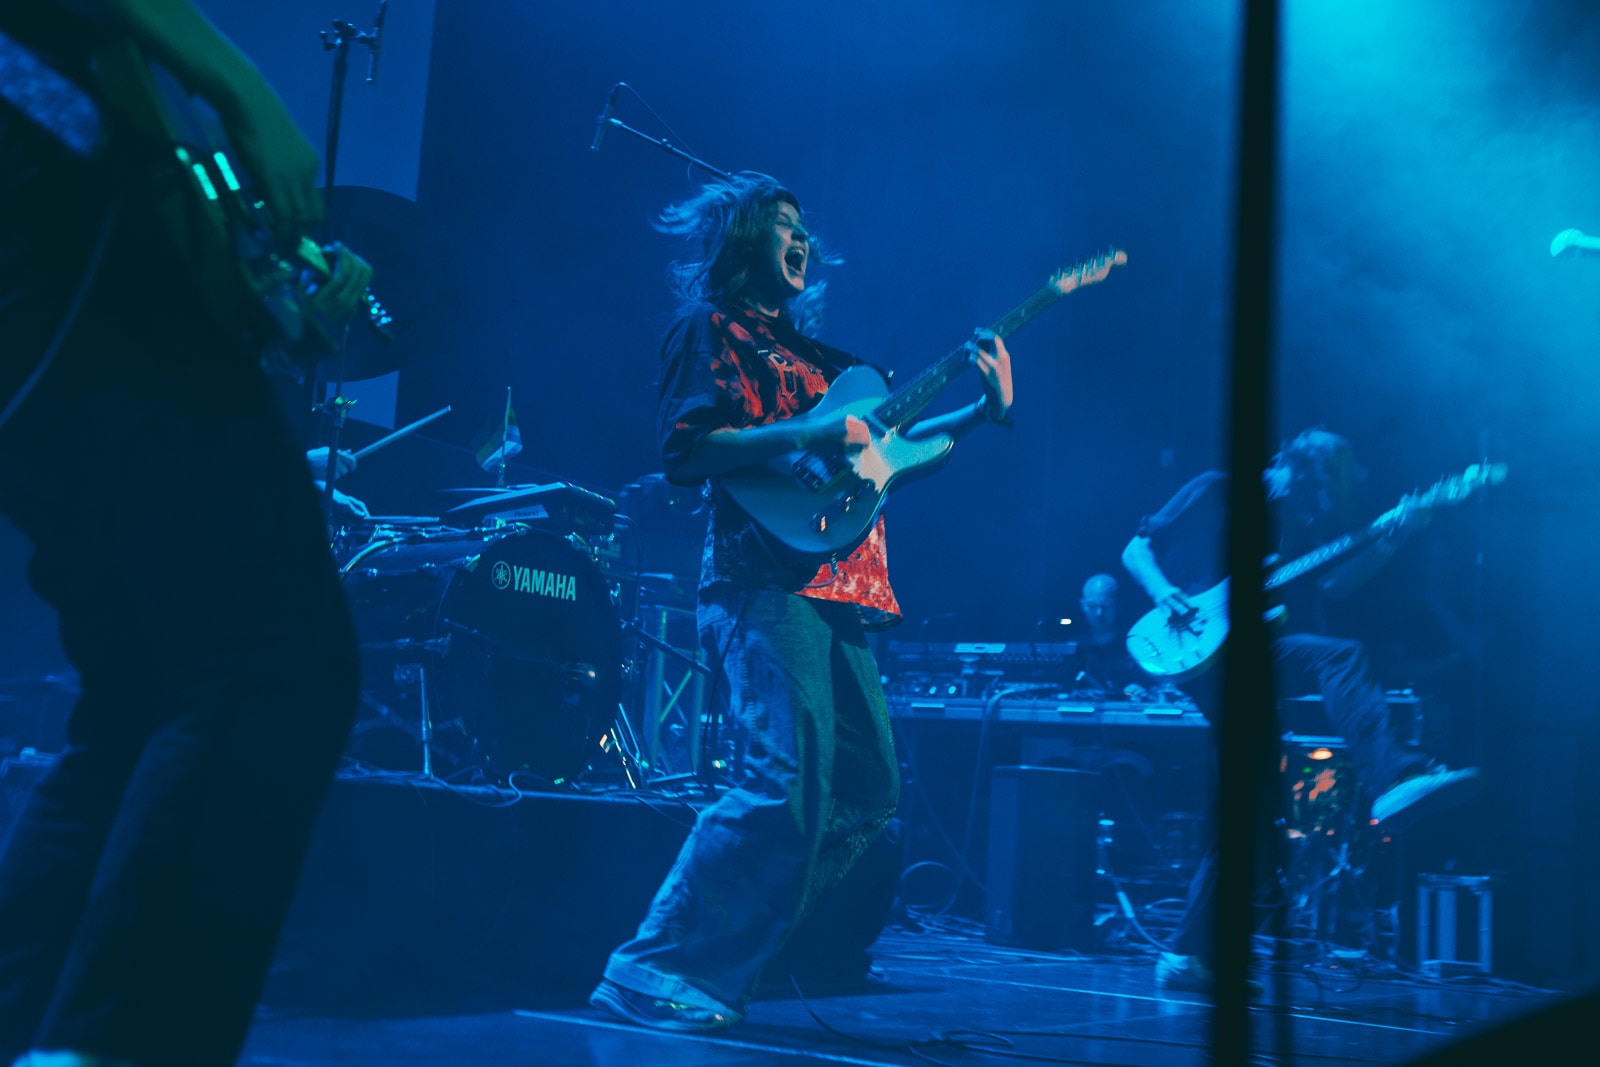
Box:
[590,173,1014,1033]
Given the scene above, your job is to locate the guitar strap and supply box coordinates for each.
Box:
[0,24,120,430]
[0,39,100,160]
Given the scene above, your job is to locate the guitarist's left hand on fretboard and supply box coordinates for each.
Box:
[967,328,1013,420]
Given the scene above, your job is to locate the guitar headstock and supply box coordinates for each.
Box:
[1421,462,1509,507]
[1551,228,1600,258]
[1051,248,1129,295]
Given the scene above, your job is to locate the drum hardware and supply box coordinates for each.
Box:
[339,527,623,786]
[348,679,464,776]
[621,613,713,787]
[416,664,435,778]
[441,482,617,537]
[597,700,649,790]
[1280,734,1390,954]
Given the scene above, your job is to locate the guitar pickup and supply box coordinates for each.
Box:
[791,452,832,490]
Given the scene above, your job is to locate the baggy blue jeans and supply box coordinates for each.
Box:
[603,586,900,1014]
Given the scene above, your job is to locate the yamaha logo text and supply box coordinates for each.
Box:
[492,561,578,601]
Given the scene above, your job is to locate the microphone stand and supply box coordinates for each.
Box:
[497,386,511,489]
[591,89,731,182]
[308,6,384,527]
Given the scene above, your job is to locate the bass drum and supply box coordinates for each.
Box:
[340,528,622,785]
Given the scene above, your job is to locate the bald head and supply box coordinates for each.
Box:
[1082,574,1118,603]
[1080,573,1119,644]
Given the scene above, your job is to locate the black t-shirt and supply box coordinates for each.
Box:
[1137,471,1230,597]
[1138,469,1340,632]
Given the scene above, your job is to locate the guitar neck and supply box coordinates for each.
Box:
[1262,465,1498,591]
[872,280,1065,430]
[1263,529,1372,591]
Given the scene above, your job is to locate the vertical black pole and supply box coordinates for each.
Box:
[1214,0,1281,1062]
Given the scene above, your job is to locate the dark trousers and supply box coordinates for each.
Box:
[1169,632,1429,961]
[0,223,359,1064]
[603,587,899,1014]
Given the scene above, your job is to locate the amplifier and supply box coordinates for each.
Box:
[1281,691,1423,745]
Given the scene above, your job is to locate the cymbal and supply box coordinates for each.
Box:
[320,185,440,382]
[443,482,618,537]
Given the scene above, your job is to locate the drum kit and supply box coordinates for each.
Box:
[330,477,709,791]
[297,188,715,791]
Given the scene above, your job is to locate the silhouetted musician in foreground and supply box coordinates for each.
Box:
[0,2,373,1063]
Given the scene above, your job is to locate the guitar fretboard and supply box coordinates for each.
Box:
[1261,465,1502,591]
[870,250,1124,431]
[1264,532,1361,590]
[872,282,1063,430]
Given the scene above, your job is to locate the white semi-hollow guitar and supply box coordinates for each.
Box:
[1125,462,1508,681]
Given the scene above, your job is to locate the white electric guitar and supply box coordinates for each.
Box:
[718,249,1128,561]
[1125,462,1508,681]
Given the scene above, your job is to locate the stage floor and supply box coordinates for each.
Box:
[242,928,1560,1066]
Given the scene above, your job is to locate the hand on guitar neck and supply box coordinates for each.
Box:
[91,0,326,239]
[1550,228,1600,257]
[302,241,376,325]
[20,3,389,351]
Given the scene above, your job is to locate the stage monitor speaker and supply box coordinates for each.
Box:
[985,765,1098,952]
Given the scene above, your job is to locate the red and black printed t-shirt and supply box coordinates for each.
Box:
[657,304,901,628]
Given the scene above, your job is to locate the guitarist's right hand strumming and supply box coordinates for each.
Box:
[676,410,870,482]
[1121,532,1192,619]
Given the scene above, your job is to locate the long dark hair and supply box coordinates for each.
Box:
[655,171,839,335]
[1275,427,1360,520]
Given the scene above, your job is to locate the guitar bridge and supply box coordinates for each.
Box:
[810,486,862,534]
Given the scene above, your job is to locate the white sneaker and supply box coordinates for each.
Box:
[1370,765,1482,831]
[1154,952,1264,997]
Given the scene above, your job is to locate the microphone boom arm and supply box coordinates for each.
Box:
[595,115,731,183]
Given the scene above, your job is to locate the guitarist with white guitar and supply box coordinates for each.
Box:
[1,3,376,1065]
[1121,429,1484,995]
[591,172,1021,1033]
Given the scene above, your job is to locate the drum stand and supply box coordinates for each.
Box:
[603,701,648,789]
[416,663,435,777]
[623,615,719,789]
[1285,796,1387,955]
[377,659,440,777]
[348,658,445,777]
